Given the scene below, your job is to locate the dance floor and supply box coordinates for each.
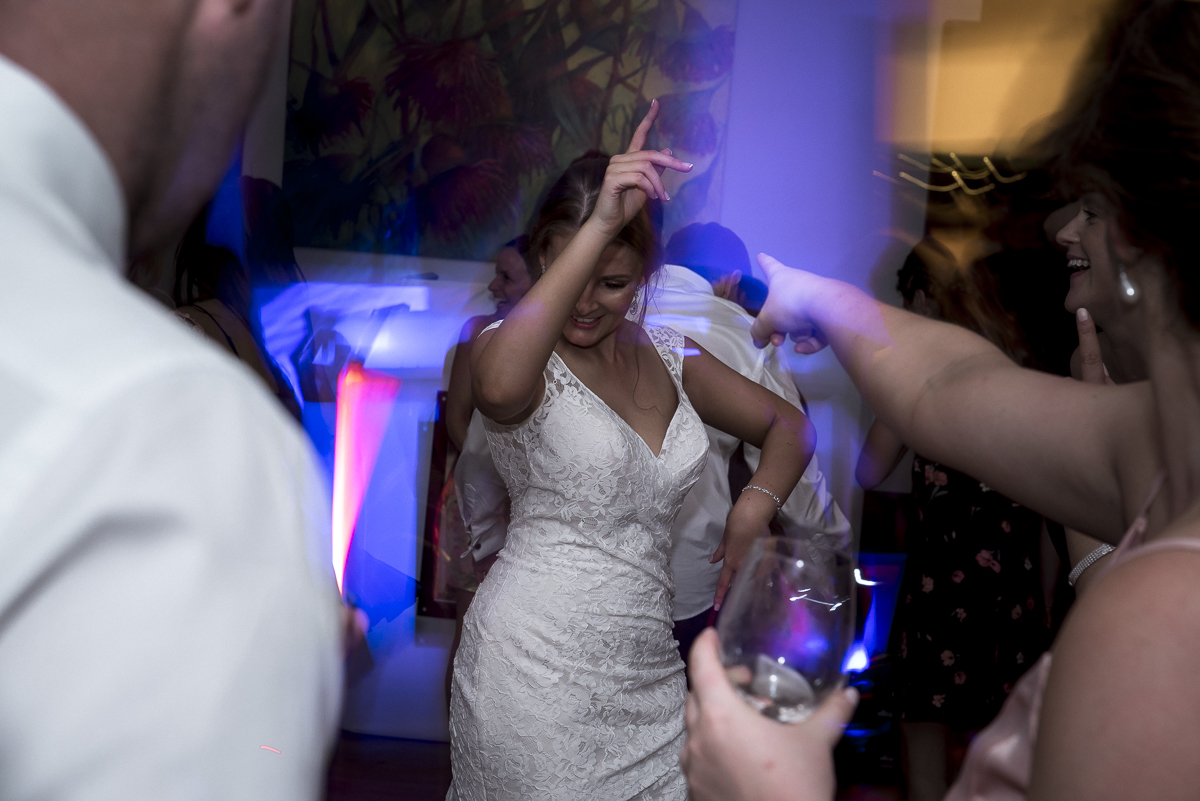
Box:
[323,730,901,800]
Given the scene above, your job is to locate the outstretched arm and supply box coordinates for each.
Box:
[471,102,692,423]
[855,418,908,490]
[749,255,1144,543]
[682,339,815,608]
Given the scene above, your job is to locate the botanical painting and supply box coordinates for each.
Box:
[284,0,739,261]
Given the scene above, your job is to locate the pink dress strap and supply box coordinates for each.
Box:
[945,472,1169,801]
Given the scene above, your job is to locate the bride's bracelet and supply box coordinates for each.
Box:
[740,484,782,511]
[1067,543,1115,587]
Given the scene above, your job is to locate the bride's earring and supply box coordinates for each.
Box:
[1118,267,1140,305]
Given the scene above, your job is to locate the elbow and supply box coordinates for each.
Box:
[473,374,529,421]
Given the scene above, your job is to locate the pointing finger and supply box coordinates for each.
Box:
[627,98,659,153]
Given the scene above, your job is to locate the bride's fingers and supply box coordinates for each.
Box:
[611,149,693,175]
[713,565,734,611]
[609,162,670,202]
[626,98,660,153]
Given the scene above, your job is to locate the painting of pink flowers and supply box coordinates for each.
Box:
[283,0,739,260]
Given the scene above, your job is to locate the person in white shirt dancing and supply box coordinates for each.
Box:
[0,2,342,800]
[649,222,851,668]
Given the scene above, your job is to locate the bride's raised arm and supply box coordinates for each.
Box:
[748,254,1146,544]
[470,101,692,424]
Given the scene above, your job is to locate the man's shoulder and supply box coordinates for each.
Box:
[0,249,249,410]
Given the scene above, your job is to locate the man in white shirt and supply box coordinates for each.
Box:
[0,3,341,799]
[648,224,851,667]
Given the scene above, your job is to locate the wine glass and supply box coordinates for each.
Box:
[717,536,854,723]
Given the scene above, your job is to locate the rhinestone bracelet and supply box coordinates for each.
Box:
[1067,543,1115,587]
[741,484,782,511]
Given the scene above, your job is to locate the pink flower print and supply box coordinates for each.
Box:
[951,570,965,584]
[922,575,934,593]
[1026,597,1036,610]
[954,608,967,621]
[940,650,955,666]
[975,550,995,569]
[932,694,946,708]
[954,671,967,685]
[1016,652,1025,665]
[932,470,949,487]
[1003,682,1013,694]
[1001,520,1011,533]
[924,464,935,485]
[1011,605,1023,620]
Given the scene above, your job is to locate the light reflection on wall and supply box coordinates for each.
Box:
[258,252,496,739]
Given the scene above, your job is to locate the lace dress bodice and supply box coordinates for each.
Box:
[447,324,708,800]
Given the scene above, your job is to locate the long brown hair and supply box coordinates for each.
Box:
[1050,0,1200,327]
[525,155,663,296]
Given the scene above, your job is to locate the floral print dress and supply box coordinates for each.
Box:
[897,456,1050,731]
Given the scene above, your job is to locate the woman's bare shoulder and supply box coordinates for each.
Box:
[461,314,500,345]
[1031,540,1200,800]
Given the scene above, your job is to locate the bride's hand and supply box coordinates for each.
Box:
[749,253,831,353]
[711,490,775,610]
[586,99,693,238]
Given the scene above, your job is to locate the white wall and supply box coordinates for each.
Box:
[719,0,904,532]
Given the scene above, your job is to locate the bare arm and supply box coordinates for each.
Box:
[855,418,908,489]
[682,338,815,607]
[750,256,1142,543]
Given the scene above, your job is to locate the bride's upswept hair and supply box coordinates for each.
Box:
[525,153,664,293]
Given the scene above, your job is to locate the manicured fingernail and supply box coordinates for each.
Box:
[685,162,694,169]
[664,191,671,201]
[1077,307,1089,322]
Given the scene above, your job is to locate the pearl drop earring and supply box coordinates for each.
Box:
[1118,268,1140,304]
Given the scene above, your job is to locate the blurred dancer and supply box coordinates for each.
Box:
[856,242,1047,801]
[0,3,341,800]
[650,223,849,669]
[438,236,535,709]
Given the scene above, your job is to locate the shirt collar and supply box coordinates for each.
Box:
[660,263,715,295]
[0,54,127,272]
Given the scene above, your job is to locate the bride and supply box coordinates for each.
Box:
[446,103,815,799]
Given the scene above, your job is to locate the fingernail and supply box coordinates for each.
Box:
[664,191,671,201]
[1077,307,1089,322]
[685,162,694,169]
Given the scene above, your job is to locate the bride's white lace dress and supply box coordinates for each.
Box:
[447,324,708,800]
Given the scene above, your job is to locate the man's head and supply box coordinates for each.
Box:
[0,0,289,258]
[664,222,766,313]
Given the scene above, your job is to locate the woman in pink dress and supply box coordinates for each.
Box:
[680,2,1200,799]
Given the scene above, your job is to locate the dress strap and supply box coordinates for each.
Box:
[1110,470,1169,560]
[643,324,686,383]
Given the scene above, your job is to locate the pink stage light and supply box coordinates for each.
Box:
[332,362,402,595]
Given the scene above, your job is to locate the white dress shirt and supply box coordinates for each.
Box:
[647,264,852,620]
[0,55,341,800]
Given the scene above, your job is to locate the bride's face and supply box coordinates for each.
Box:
[543,233,644,348]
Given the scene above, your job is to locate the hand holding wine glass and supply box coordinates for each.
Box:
[716,537,855,722]
[681,628,857,801]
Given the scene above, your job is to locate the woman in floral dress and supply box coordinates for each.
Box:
[856,242,1048,801]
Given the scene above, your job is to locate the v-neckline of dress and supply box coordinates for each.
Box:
[550,339,683,461]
